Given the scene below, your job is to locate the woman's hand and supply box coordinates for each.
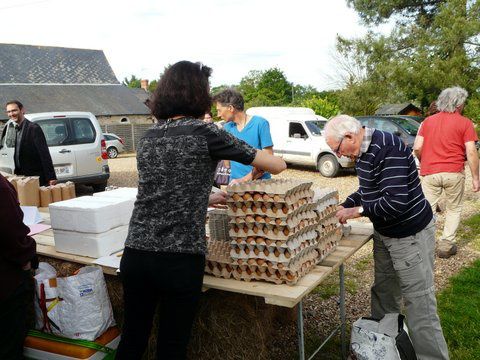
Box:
[208,191,228,208]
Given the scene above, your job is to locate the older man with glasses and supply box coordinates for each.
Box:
[324,114,449,360]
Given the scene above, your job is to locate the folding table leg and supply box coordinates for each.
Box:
[339,264,346,359]
[297,301,305,360]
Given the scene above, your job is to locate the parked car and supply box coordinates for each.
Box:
[246,107,355,177]
[355,115,420,148]
[103,133,126,159]
[0,111,109,191]
[386,115,424,123]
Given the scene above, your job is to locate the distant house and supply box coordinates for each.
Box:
[375,103,422,116]
[0,43,152,125]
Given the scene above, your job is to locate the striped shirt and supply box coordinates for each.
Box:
[342,128,432,238]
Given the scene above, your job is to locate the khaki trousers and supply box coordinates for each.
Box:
[421,172,465,242]
[371,221,449,360]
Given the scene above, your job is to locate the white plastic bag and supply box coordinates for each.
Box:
[350,313,417,360]
[34,263,115,341]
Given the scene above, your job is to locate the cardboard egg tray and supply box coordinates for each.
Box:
[206,247,318,285]
[227,178,313,197]
[316,226,342,261]
[314,188,339,203]
[230,229,317,252]
[206,239,231,263]
[230,209,318,228]
[228,190,314,207]
[229,222,318,241]
[228,201,316,219]
[208,209,231,242]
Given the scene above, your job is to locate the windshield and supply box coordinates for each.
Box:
[305,120,326,136]
[389,117,420,136]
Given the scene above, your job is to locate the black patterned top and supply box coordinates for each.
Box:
[125,117,257,255]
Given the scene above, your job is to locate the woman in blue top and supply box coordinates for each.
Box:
[213,88,274,184]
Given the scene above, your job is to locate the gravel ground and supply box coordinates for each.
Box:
[107,156,480,359]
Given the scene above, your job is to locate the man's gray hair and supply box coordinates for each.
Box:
[325,114,361,141]
[436,86,468,113]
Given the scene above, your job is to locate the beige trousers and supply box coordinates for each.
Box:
[421,172,465,242]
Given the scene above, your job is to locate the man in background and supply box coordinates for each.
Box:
[2,100,57,186]
[213,89,274,184]
[0,173,38,359]
[414,87,479,258]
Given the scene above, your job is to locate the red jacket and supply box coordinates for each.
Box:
[0,174,37,300]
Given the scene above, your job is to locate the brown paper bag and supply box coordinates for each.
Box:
[17,176,40,206]
[65,181,76,199]
[51,184,62,203]
[40,186,53,207]
[60,183,72,200]
[8,176,24,193]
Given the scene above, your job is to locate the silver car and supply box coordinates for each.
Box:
[0,111,110,191]
[103,133,126,159]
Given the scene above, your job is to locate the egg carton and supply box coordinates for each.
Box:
[229,222,318,241]
[318,211,339,229]
[206,248,319,285]
[313,187,339,203]
[227,178,313,196]
[231,244,319,271]
[230,209,318,228]
[317,222,342,238]
[228,201,317,219]
[208,209,231,242]
[230,229,318,251]
[228,190,314,207]
[206,239,232,263]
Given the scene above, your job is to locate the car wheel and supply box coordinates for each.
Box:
[317,154,340,177]
[107,147,118,159]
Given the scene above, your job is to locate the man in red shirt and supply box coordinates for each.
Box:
[414,87,479,258]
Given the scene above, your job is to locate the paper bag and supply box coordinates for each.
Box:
[51,185,62,203]
[40,186,53,207]
[17,176,40,206]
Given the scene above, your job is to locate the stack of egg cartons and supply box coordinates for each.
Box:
[313,188,342,262]
[205,209,234,278]
[226,179,320,285]
[49,190,136,258]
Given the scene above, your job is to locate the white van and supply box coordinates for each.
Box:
[246,107,354,177]
[0,111,110,191]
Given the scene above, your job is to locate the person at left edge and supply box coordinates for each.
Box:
[0,173,38,360]
[2,100,57,186]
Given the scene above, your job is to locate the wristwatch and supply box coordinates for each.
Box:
[358,206,364,215]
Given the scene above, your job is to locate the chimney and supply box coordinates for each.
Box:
[140,79,149,91]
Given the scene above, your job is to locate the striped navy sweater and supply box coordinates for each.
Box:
[343,129,433,238]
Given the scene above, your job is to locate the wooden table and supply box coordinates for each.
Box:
[34,208,373,359]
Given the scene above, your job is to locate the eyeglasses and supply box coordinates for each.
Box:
[334,137,344,156]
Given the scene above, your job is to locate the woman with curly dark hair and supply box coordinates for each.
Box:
[116,61,286,359]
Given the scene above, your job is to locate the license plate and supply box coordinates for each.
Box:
[54,166,71,175]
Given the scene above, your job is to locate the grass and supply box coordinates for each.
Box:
[437,259,480,359]
[456,212,480,251]
[311,271,360,299]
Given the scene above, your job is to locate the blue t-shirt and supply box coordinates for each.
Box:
[224,115,274,180]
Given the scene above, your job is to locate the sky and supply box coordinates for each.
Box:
[0,0,386,91]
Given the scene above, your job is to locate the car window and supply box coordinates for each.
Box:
[5,122,16,148]
[36,119,69,146]
[103,134,114,140]
[72,118,96,144]
[289,122,308,139]
[305,120,326,136]
[373,119,398,134]
[389,117,419,135]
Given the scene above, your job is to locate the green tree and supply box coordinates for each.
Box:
[299,96,340,119]
[123,75,141,88]
[336,0,480,119]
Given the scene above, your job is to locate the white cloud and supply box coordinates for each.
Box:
[0,0,385,90]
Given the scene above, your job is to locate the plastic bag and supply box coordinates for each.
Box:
[213,160,230,186]
[350,313,417,360]
[34,263,115,341]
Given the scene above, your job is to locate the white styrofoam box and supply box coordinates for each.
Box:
[54,225,128,258]
[93,187,138,201]
[49,196,132,234]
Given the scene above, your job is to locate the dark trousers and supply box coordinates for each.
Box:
[0,272,33,360]
[116,248,205,360]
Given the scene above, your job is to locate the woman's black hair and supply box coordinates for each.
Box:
[149,61,212,120]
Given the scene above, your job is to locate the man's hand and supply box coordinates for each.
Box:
[336,206,362,224]
[473,178,479,192]
[49,179,57,186]
[209,191,228,208]
[251,167,265,180]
